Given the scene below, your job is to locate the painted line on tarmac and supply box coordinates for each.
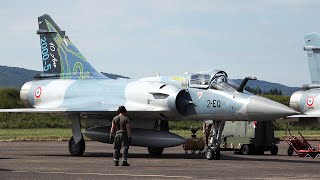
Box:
[13,170,193,179]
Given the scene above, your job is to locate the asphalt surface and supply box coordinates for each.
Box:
[0,141,320,180]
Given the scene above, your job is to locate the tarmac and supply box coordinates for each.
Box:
[0,141,320,179]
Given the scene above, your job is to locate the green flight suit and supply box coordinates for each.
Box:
[112,114,130,162]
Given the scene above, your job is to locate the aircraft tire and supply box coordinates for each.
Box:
[205,148,221,160]
[205,148,214,160]
[148,147,164,156]
[69,136,85,156]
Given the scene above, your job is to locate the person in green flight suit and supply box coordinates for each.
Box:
[110,106,132,166]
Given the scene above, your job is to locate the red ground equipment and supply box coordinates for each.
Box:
[283,131,320,158]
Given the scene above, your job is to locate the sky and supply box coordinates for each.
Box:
[0,0,320,87]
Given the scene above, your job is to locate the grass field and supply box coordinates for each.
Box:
[0,129,320,141]
[0,129,72,141]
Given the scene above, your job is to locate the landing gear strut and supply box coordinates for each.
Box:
[68,113,85,156]
[206,121,225,160]
[147,120,168,157]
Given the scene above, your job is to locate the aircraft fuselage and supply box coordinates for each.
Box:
[20,76,295,122]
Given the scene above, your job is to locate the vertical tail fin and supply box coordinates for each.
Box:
[304,33,320,83]
[37,14,105,79]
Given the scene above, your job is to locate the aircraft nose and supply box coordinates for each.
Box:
[246,96,299,121]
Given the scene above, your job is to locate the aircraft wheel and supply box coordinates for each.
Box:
[240,144,251,155]
[287,147,294,156]
[148,147,164,156]
[69,136,85,156]
[205,148,214,160]
[270,145,278,155]
[205,148,220,160]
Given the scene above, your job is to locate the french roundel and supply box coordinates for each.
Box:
[306,97,314,106]
[34,87,42,99]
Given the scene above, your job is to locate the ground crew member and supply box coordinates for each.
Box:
[203,122,212,146]
[110,106,132,166]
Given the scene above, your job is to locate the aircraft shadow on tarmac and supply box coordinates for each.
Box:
[33,153,319,164]
[222,154,320,164]
[36,152,205,159]
[0,157,16,160]
[0,168,13,172]
[36,152,320,164]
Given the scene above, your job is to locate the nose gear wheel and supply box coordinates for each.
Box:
[206,121,225,160]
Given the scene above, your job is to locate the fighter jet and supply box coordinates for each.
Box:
[0,14,298,160]
[289,33,320,123]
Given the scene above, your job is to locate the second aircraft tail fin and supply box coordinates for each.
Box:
[304,32,320,84]
[37,14,105,79]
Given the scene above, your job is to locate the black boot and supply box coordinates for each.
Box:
[114,161,119,166]
[122,161,130,166]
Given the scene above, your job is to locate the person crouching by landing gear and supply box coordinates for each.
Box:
[110,106,132,166]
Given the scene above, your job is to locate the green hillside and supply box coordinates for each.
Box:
[0,65,129,89]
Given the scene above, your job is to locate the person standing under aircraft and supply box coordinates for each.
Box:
[110,106,132,166]
[203,122,212,146]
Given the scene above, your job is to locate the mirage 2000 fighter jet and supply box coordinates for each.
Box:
[0,14,298,160]
[289,33,320,125]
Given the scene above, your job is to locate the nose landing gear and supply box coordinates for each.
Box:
[205,146,221,160]
[205,121,225,160]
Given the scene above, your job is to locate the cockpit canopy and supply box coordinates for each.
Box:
[188,70,239,92]
[189,74,211,87]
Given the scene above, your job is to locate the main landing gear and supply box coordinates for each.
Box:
[69,136,85,156]
[68,113,85,156]
[148,147,164,156]
[205,121,225,160]
[147,120,168,157]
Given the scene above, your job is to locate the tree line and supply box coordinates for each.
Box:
[0,88,70,128]
[245,86,283,95]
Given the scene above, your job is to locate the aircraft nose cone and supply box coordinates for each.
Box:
[247,96,299,121]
